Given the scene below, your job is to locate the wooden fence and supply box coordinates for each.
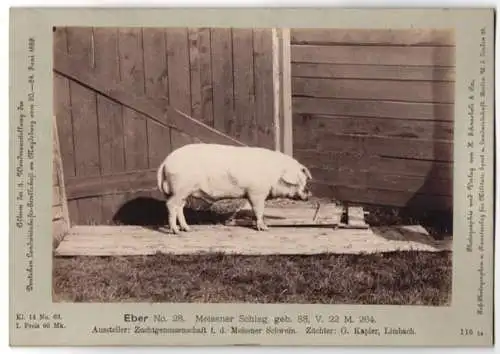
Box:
[54,27,455,227]
[290,29,455,211]
[53,27,276,225]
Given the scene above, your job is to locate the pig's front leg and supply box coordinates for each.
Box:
[248,193,268,231]
[177,199,191,232]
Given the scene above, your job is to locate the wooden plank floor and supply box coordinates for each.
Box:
[225,201,343,227]
[55,223,452,257]
[54,202,451,256]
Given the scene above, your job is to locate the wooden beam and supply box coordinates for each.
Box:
[290,28,455,46]
[292,77,454,104]
[291,63,456,82]
[295,150,453,180]
[291,45,455,67]
[293,97,454,121]
[293,114,454,141]
[310,182,453,210]
[53,47,246,148]
[345,206,369,228]
[65,169,158,200]
[293,133,453,162]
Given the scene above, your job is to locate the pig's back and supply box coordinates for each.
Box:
[165,143,287,181]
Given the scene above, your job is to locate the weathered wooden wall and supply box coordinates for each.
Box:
[291,29,455,211]
[52,116,70,246]
[53,27,275,225]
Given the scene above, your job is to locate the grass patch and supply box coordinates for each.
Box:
[55,198,452,305]
[53,251,451,305]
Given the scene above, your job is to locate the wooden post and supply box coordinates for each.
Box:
[272,29,281,152]
[52,115,71,247]
[279,28,293,157]
[272,28,293,156]
[343,202,350,225]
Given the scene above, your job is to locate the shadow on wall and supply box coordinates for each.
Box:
[364,117,454,240]
[111,196,238,227]
[398,45,455,239]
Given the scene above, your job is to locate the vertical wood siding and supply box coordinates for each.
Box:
[54,27,275,225]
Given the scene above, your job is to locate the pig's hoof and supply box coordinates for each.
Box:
[256,223,269,231]
[180,225,191,232]
[171,226,180,234]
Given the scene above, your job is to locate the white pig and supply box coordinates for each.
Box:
[156,143,313,234]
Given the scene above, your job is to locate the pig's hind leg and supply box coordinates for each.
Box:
[166,196,181,234]
[167,189,192,234]
[177,199,191,232]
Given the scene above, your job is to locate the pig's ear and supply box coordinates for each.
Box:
[301,166,313,180]
[281,169,299,185]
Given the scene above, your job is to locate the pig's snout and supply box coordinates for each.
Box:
[296,185,312,201]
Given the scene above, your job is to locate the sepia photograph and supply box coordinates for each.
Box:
[51,26,454,306]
